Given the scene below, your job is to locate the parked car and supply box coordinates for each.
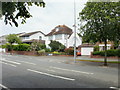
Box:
[77,50,81,56]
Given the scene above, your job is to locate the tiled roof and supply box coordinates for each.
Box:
[19,31,45,37]
[46,25,73,36]
[22,39,45,44]
[78,43,95,47]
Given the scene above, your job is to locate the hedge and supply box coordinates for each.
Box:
[93,49,119,57]
[13,44,30,51]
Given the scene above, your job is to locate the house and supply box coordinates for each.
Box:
[45,25,82,48]
[78,43,94,55]
[19,31,46,44]
[95,41,114,51]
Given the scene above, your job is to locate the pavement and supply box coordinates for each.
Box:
[0,53,119,89]
[76,55,119,61]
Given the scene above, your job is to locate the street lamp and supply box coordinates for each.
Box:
[73,0,76,63]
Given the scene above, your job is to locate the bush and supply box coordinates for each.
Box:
[64,48,74,55]
[38,49,45,55]
[52,51,62,55]
[93,49,119,57]
[5,43,12,51]
[13,44,30,51]
[49,40,66,52]
[92,51,101,55]
[94,46,99,51]
[45,48,51,52]
[116,49,120,57]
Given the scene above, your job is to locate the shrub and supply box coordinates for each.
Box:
[49,40,66,52]
[38,49,45,55]
[13,44,30,51]
[1,45,6,49]
[5,43,12,51]
[52,51,62,55]
[116,49,120,57]
[64,48,74,55]
[94,46,99,51]
[93,49,119,57]
[45,48,51,52]
[106,49,116,56]
[92,51,101,55]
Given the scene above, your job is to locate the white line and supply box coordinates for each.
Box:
[50,66,94,75]
[46,69,55,72]
[27,69,75,81]
[0,84,8,89]
[17,61,36,65]
[1,61,17,67]
[110,87,119,90]
[1,59,21,65]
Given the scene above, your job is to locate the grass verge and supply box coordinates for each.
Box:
[76,59,120,64]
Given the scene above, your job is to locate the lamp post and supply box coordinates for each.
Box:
[73,0,76,63]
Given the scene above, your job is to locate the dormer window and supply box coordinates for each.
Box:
[56,28,59,32]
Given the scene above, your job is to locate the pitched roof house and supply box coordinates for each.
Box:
[45,25,82,48]
[19,31,46,44]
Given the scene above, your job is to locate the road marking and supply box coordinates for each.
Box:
[50,66,94,75]
[0,61,17,67]
[46,69,55,72]
[110,87,120,90]
[16,61,36,65]
[27,69,75,81]
[1,59,21,65]
[0,84,10,90]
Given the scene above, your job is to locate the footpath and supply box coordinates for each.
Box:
[76,56,119,62]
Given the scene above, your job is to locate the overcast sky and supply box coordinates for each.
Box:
[0,0,88,36]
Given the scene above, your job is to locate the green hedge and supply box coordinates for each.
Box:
[13,44,30,51]
[93,49,119,57]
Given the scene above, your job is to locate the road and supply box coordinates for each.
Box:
[0,53,119,89]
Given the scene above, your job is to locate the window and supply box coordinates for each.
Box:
[55,34,62,40]
[49,36,53,40]
[39,36,42,40]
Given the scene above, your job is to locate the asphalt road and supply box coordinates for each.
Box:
[0,53,119,89]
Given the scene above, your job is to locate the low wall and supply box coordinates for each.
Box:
[6,51,38,56]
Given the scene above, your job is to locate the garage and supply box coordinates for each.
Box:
[78,44,94,56]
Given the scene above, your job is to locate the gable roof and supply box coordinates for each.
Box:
[19,31,45,37]
[46,25,73,36]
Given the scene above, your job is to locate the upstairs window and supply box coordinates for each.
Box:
[39,36,42,40]
[55,34,62,40]
[49,36,53,40]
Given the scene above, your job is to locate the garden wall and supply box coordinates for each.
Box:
[6,51,38,56]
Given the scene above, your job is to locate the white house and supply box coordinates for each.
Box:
[19,31,46,44]
[45,25,82,48]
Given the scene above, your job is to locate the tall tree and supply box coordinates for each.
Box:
[79,2,120,66]
[1,2,45,27]
[6,34,21,44]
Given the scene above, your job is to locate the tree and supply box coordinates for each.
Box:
[30,41,46,51]
[49,40,66,52]
[6,34,21,44]
[1,2,45,27]
[79,2,120,66]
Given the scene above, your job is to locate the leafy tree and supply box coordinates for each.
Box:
[1,2,45,27]
[30,41,46,51]
[79,2,120,66]
[49,40,66,52]
[6,34,21,44]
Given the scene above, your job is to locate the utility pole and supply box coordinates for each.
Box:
[73,0,76,63]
